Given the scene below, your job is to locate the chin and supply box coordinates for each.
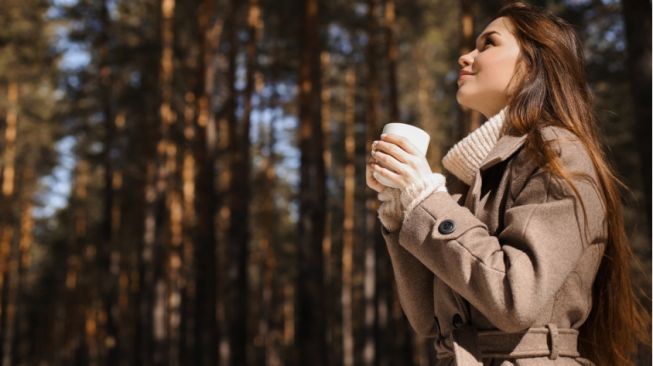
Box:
[456,91,475,111]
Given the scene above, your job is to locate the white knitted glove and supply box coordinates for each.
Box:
[377,172,448,232]
[400,172,448,223]
[377,187,403,232]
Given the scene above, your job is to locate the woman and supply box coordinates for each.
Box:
[365,2,650,365]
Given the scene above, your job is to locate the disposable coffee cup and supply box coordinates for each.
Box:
[373,122,430,188]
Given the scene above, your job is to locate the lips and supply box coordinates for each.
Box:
[458,70,474,84]
[459,70,474,78]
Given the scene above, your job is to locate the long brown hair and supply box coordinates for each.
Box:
[494,2,651,365]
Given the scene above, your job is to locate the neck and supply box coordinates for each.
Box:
[481,105,506,120]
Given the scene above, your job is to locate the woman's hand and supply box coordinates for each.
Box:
[370,134,433,191]
[366,155,386,193]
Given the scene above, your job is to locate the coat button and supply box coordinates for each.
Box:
[452,313,464,329]
[438,219,455,234]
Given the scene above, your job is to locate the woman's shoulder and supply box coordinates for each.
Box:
[539,125,581,150]
[509,125,601,198]
[538,125,597,177]
[510,125,595,173]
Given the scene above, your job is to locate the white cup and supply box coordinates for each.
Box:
[373,122,430,188]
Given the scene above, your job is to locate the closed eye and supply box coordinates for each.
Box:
[482,38,493,49]
[475,30,500,51]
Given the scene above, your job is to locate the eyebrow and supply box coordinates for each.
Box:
[475,30,500,48]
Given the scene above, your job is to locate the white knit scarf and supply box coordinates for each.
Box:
[442,107,508,186]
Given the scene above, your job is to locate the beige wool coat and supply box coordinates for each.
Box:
[381,126,607,365]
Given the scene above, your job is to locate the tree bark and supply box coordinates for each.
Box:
[13,168,35,365]
[98,1,120,362]
[341,67,356,366]
[384,0,399,122]
[620,4,653,365]
[365,1,381,364]
[0,81,18,366]
[151,0,176,363]
[296,0,327,364]
[74,160,92,365]
[264,39,286,366]
[320,51,333,364]
[621,0,652,226]
[194,0,222,365]
[225,0,253,362]
[136,23,163,365]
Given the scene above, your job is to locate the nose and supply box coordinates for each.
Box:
[458,49,477,69]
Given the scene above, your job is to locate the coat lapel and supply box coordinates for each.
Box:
[465,133,528,211]
[478,133,528,172]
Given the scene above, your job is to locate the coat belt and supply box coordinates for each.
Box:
[439,323,581,365]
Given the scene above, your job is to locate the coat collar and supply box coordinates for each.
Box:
[478,133,528,172]
[465,132,528,211]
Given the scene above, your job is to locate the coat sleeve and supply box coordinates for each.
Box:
[396,142,606,333]
[379,171,471,337]
[381,225,436,337]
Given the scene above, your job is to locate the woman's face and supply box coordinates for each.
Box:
[456,17,522,119]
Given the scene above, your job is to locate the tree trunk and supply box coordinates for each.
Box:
[255,89,281,365]
[227,0,259,363]
[0,81,18,366]
[13,168,35,364]
[296,0,327,364]
[415,46,443,171]
[140,159,157,366]
[621,0,652,226]
[320,51,344,366]
[365,1,380,364]
[136,27,163,366]
[384,0,399,122]
[620,2,653,364]
[341,67,356,366]
[98,1,120,362]
[216,0,239,361]
[194,1,222,365]
[224,0,249,363]
[74,160,91,365]
[167,167,183,366]
[152,0,176,363]
[264,40,286,366]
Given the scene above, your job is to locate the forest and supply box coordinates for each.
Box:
[0,0,650,365]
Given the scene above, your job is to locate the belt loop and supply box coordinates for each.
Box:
[545,323,559,360]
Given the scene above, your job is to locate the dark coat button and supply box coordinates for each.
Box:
[438,219,455,234]
[452,313,464,329]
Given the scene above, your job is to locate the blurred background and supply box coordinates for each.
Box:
[0,0,650,365]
